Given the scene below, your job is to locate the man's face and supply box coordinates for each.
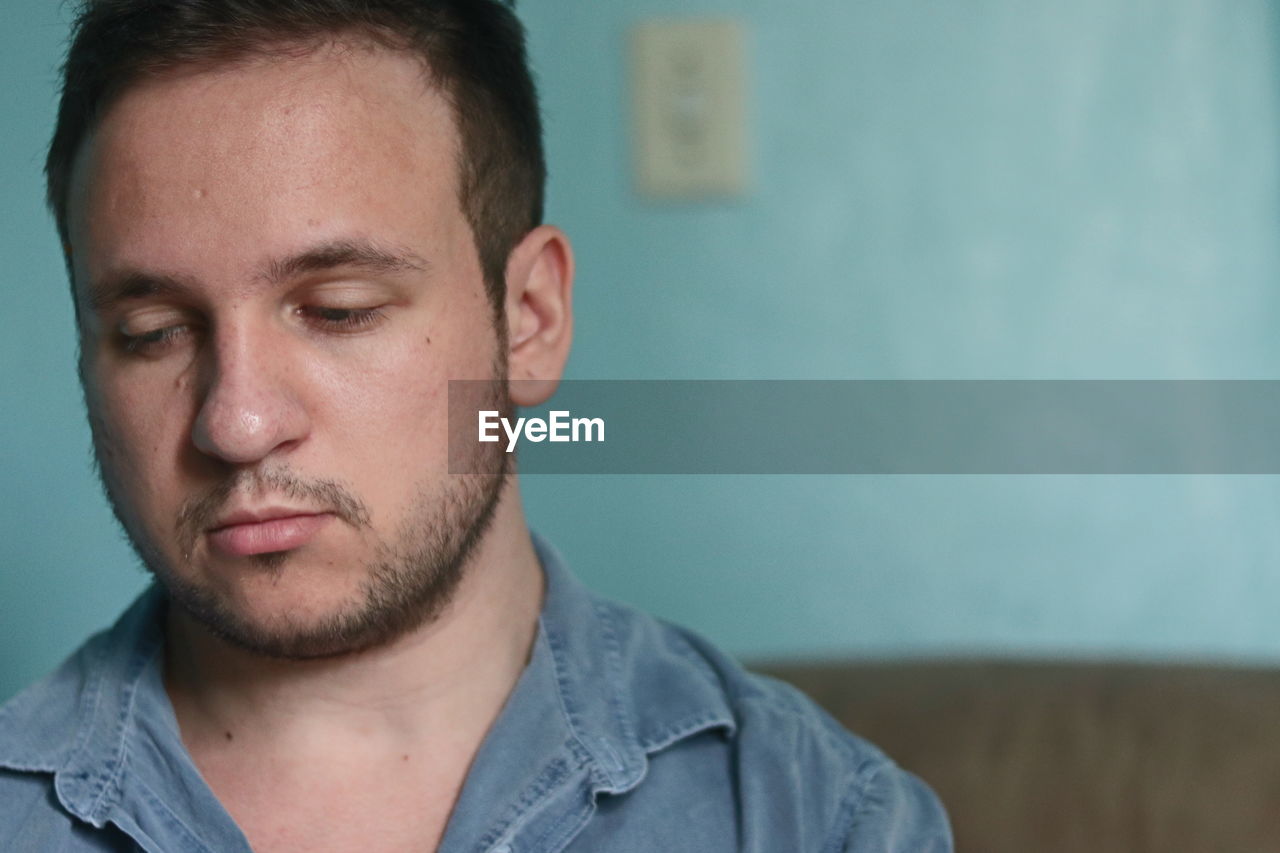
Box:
[67,45,509,658]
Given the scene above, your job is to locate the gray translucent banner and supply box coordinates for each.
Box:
[448,380,1280,474]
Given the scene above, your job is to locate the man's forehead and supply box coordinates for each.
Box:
[66,43,465,279]
[91,43,453,165]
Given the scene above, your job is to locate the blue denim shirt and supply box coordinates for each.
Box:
[0,535,951,852]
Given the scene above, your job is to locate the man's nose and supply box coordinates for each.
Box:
[190,330,311,465]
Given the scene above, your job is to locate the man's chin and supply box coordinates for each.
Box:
[164,588,413,660]
[153,565,415,660]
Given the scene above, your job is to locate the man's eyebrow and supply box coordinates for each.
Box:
[263,240,430,284]
[84,271,196,314]
[83,240,429,313]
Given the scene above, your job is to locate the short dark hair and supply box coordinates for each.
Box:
[46,0,545,310]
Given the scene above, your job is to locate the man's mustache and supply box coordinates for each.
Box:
[175,467,371,557]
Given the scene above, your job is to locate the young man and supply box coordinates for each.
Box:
[0,1,951,850]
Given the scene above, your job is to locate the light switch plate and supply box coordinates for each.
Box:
[631,19,748,199]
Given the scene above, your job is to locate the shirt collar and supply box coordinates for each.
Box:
[533,531,738,779]
[0,585,165,809]
[439,533,737,851]
[0,584,251,849]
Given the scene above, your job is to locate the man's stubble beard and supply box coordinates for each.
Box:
[87,360,514,661]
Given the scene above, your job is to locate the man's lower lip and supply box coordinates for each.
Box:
[207,514,332,557]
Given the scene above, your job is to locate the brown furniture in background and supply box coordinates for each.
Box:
[757,660,1280,853]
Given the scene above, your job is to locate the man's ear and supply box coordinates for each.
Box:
[502,224,574,407]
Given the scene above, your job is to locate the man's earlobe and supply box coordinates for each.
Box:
[503,225,574,407]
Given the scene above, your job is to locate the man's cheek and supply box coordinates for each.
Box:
[87,405,125,469]
[87,399,161,505]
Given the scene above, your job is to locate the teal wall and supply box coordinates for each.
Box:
[5,1,1280,701]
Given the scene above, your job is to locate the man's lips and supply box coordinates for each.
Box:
[206,511,333,557]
